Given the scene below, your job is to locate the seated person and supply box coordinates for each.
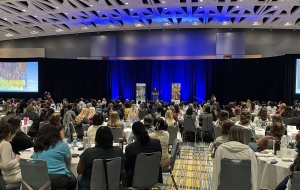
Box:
[22,105,40,137]
[107,111,125,138]
[212,125,257,190]
[33,124,77,190]
[215,121,234,147]
[215,110,230,127]
[230,108,241,123]
[75,108,90,138]
[0,121,21,184]
[87,113,105,143]
[285,140,300,190]
[77,126,125,190]
[185,107,200,129]
[199,106,212,127]
[8,116,34,154]
[235,111,256,142]
[123,121,162,187]
[249,123,286,152]
[149,118,171,167]
[127,115,155,144]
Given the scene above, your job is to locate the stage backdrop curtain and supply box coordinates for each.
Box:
[0,55,298,105]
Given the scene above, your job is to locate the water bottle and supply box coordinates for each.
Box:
[72,132,78,147]
[132,116,136,123]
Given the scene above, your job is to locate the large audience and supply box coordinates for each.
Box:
[0,96,300,189]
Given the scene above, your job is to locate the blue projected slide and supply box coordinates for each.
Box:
[0,62,38,92]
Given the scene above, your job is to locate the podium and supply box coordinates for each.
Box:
[152,92,159,101]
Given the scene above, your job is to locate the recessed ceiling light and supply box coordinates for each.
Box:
[135,23,144,27]
[125,2,128,4]
[275,6,277,9]
[163,22,171,26]
[162,1,165,3]
[130,9,133,11]
[5,33,13,37]
[236,6,239,8]
[56,29,64,32]
[200,6,202,8]
[224,21,227,23]
[108,24,116,28]
[56,7,59,9]
[34,15,37,17]
[164,8,167,9]
[284,22,292,26]
[82,26,89,30]
[31,31,38,34]
[65,13,68,14]
[97,11,100,12]
[192,22,199,25]
[254,22,257,24]
[200,0,203,2]
[23,10,26,12]
[90,5,93,7]
[3,18,7,20]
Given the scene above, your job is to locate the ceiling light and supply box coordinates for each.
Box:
[164,8,167,9]
[252,21,260,25]
[82,26,89,30]
[284,22,292,26]
[125,2,128,4]
[192,22,199,25]
[5,33,13,37]
[236,6,239,8]
[65,13,68,14]
[163,22,171,26]
[31,31,38,34]
[22,10,26,12]
[130,9,133,11]
[3,18,7,20]
[135,23,144,27]
[274,6,277,9]
[56,28,64,32]
[162,1,165,3]
[108,24,115,28]
[224,21,227,23]
[56,7,59,9]
[34,15,37,17]
[97,11,100,12]
[254,22,257,24]
[200,0,203,2]
[199,6,202,8]
[90,5,93,7]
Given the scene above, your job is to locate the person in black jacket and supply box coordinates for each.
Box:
[21,105,40,137]
[8,116,34,154]
[287,110,300,129]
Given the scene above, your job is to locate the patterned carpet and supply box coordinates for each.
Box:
[159,142,213,190]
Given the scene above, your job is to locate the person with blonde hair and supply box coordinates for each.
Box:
[212,125,257,190]
[88,107,96,125]
[165,110,176,126]
[107,111,125,137]
[127,104,139,121]
[75,108,90,138]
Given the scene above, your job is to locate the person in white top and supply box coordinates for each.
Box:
[87,113,105,142]
[0,121,21,184]
[212,125,257,190]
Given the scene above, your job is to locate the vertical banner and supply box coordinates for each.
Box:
[171,83,181,104]
[136,83,146,104]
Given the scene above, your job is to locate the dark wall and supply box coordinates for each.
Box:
[1,28,300,59]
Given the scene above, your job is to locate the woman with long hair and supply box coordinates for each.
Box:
[75,108,90,138]
[0,121,21,184]
[77,126,125,190]
[265,114,287,136]
[212,125,257,190]
[23,105,40,137]
[215,121,234,147]
[253,107,270,124]
[165,110,176,127]
[33,124,76,190]
[127,104,139,121]
[123,121,162,187]
[88,107,96,125]
[107,111,125,137]
[215,110,230,127]
[235,111,256,141]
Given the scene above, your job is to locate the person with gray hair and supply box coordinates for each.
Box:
[212,125,257,190]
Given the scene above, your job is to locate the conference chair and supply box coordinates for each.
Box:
[167,124,179,146]
[19,159,51,190]
[123,152,161,190]
[0,169,20,190]
[242,128,252,145]
[201,117,214,142]
[182,117,197,142]
[138,110,148,120]
[292,171,300,190]
[90,157,122,190]
[162,139,180,190]
[213,123,222,140]
[109,127,122,143]
[82,123,90,132]
[39,121,47,129]
[219,158,251,190]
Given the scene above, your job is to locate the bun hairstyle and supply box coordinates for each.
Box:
[132,121,150,145]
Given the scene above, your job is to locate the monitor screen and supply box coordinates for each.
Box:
[0,62,38,92]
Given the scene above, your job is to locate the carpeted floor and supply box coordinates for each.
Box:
[159,142,213,190]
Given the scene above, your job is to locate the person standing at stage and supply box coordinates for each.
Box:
[152,88,159,101]
[211,94,216,104]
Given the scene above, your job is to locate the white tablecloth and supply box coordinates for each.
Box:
[257,156,291,189]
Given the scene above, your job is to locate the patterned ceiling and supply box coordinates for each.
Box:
[0,0,299,41]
